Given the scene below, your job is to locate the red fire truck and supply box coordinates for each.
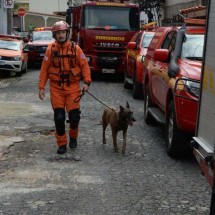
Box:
[66,0,140,74]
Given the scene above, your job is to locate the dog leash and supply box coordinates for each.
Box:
[74,90,117,113]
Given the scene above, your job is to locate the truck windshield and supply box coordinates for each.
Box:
[181,34,205,61]
[82,6,139,31]
[32,31,54,41]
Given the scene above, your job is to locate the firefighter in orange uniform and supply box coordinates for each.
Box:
[38,21,91,154]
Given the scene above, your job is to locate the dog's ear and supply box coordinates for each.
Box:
[120,105,124,112]
[126,102,130,108]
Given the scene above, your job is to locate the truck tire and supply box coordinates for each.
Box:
[144,85,155,125]
[133,73,143,99]
[165,101,188,158]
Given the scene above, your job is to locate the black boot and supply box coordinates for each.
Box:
[57,145,67,154]
[69,138,77,148]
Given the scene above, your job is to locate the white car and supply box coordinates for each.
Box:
[0,34,28,77]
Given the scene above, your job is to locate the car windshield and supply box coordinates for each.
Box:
[181,34,205,61]
[32,31,54,41]
[0,40,20,51]
[141,33,154,48]
[82,6,139,31]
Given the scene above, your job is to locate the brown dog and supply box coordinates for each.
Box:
[102,102,136,154]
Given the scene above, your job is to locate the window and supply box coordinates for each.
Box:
[135,33,142,47]
[82,6,139,31]
[181,34,204,61]
[0,40,20,51]
[162,31,176,49]
[141,33,155,48]
[33,31,54,41]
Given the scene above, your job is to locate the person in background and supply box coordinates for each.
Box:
[38,21,91,154]
[29,23,35,33]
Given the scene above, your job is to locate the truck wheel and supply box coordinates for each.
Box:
[133,74,143,99]
[123,74,132,89]
[144,85,155,125]
[165,101,188,158]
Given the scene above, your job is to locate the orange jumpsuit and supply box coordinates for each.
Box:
[38,40,91,146]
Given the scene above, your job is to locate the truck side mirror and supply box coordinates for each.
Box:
[127,42,137,49]
[153,49,169,62]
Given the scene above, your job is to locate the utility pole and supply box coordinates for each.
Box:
[7,8,12,34]
[0,0,7,34]
[0,0,14,34]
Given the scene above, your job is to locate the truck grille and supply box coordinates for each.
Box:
[0,65,13,69]
[0,56,13,61]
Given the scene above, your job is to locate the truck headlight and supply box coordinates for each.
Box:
[185,79,200,97]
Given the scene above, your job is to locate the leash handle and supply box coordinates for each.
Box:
[74,90,85,103]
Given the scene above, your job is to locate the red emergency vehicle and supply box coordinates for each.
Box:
[190,2,215,214]
[142,6,206,158]
[124,23,156,99]
[66,0,140,75]
[27,27,54,68]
